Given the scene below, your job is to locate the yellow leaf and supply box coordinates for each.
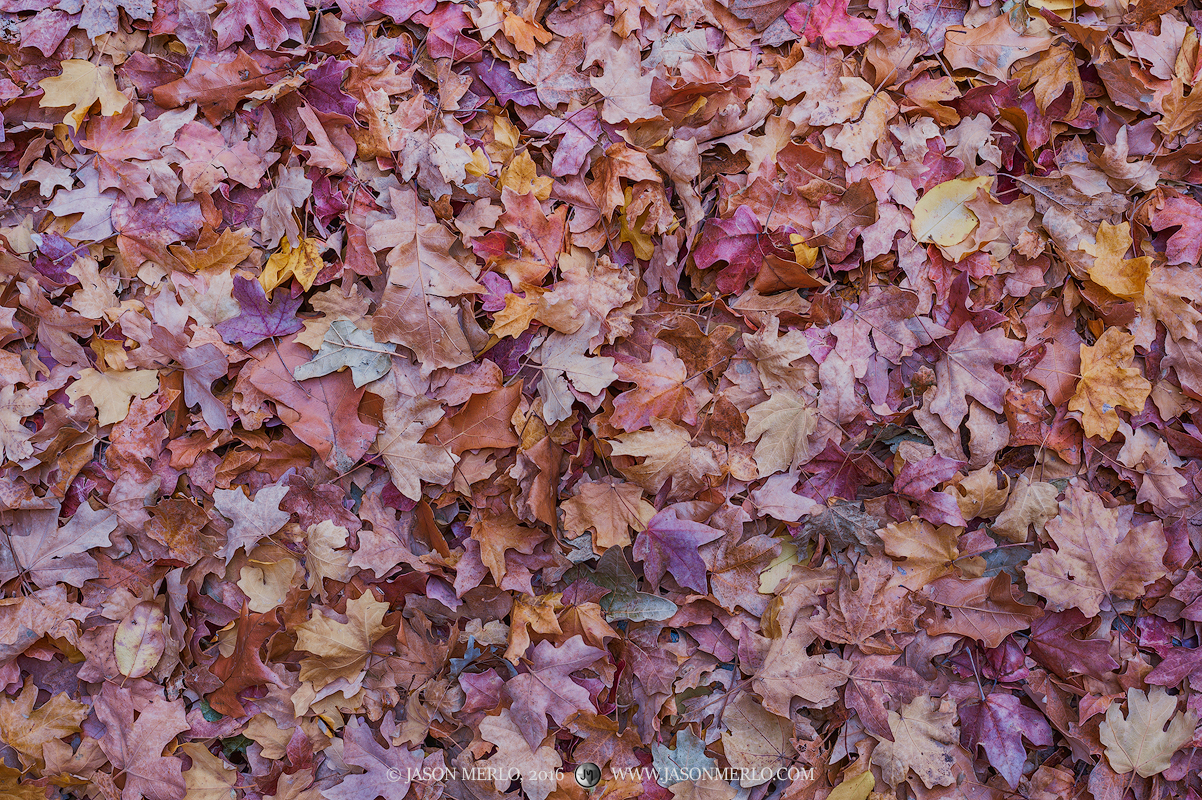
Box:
[66,368,159,426]
[464,146,491,177]
[1069,328,1152,440]
[618,187,656,261]
[911,176,993,247]
[38,60,128,130]
[499,150,553,200]
[114,602,166,679]
[0,679,88,762]
[487,114,520,165]
[180,742,238,800]
[1101,687,1197,778]
[790,234,819,268]
[828,772,875,800]
[1083,221,1152,300]
[491,291,541,338]
[260,237,324,294]
[169,228,253,273]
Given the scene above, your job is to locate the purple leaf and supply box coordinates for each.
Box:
[1028,609,1119,679]
[694,205,793,294]
[960,693,1052,789]
[216,275,304,348]
[633,506,724,593]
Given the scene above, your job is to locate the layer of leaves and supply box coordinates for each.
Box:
[2,2,1202,800]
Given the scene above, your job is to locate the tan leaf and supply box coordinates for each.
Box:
[878,518,962,590]
[38,60,129,129]
[66,368,159,426]
[180,742,238,800]
[744,389,818,478]
[870,695,960,789]
[992,474,1059,543]
[0,679,88,761]
[1100,687,1197,778]
[294,591,394,689]
[561,478,655,551]
[1024,482,1166,616]
[720,693,793,787]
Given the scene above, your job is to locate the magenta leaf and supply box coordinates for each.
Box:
[216,275,304,348]
[633,506,725,593]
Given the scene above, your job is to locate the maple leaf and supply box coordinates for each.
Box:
[912,177,993,247]
[375,392,457,502]
[94,684,190,800]
[480,708,563,800]
[293,319,396,387]
[260,237,325,294]
[877,518,961,591]
[609,418,722,498]
[1069,327,1151,440]
[1150,194,1202,265]
[38,60,128,130]
[561,478,655,551]
[1024,482,1167,616]
[294,591,395,690]
[1100,687,1197,778]
[708,533,780,615]
[809,555,916,653]
[505,635,604,749]
[1083,220,1152,300]
[246,336,380,472]
[943,15,1052,80]
[960,693,1052,788]
[153,51,273,123]
[922,573,1042,649]
[179,743,238,800]
[216,275,304,348]
[694,206,793,294]
[256,165,313,249]
[213,480,292,563]
[744,389,818,477]
[590,39,659,124]
[894,453,966,528]
[325,716,422,800]
[213,0,308,50]
[63,0,154,38]
[1028,609,1118,678]
[720,693,792,787]
[612,344,702,432]
[633,506,724,592]
[870,695,960,789]
[0,502,117,588]
[785,0,876,47]
[928,323,1023,430]
[0,678,89,763]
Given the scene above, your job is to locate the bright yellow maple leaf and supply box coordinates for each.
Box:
[260,237,324,294]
